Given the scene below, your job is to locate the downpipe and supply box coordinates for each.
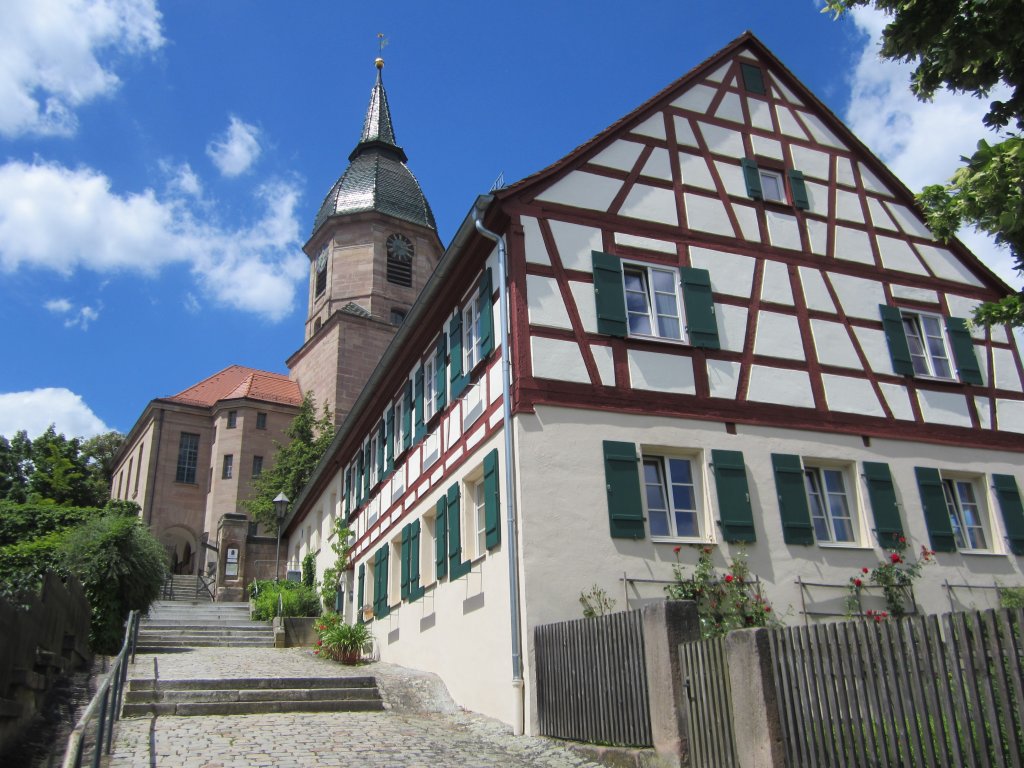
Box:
[474,210,525,736]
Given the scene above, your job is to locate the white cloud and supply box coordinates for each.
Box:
[0,160,307,320]
[163,161,203,198]
[843,7,1019,288]
[0,0,163,138]
[45,297,73,313]
[206,116,262,177]
[0,388,109,439]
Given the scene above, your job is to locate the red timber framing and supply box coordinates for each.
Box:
[491,32,1023,452]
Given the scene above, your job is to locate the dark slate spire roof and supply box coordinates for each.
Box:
[312,62,436,236]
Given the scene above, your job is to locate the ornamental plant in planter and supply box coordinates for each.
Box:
[315,612,372,664]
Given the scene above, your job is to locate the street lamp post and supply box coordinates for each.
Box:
[273,492,290,582]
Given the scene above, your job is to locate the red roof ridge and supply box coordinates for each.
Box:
[165,365,302,408]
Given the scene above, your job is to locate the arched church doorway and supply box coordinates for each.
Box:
[160,526,198,575]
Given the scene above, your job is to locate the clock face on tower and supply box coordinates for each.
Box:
[386,233,413,263]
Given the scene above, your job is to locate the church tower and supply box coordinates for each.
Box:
[288,58,443,425]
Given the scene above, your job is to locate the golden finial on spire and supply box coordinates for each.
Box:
[376,33,388,69]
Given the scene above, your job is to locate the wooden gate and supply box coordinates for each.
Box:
[678,635,739,768]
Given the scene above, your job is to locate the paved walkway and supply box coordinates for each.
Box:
[105,648,606,768]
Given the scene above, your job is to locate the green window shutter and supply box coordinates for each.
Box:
[376,422,385,479]
[449,311,466,399]
[343,468,351,516]
[880,305,915,377]
[914,467,957,552]
[363,442,371,497]
[592,251,628,337]
[372,549,382,617]
[378,545,390,617]
[602,440,645,539]
[447,483,470,578]
[862,462,904,548]
[787,170,810,210]
[712,449,756,543]
[384,408,394,472]
[435,496,448,580]
[993,474,1024,555]
[402,382,413,451]
[409,519,423,599]
[680,267,720,350]
[400,525,410,600]
[740,63,765,95]
[483,448,501,550]
[355,453,364,506]
[772,454,814,545]
[479,268,494,357]
[945,317,983,385]
[414,367,425,441]
[356,563,365,623]
[435,334,447,410]
[741,158,763,200]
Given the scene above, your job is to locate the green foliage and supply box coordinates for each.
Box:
[314,612,371,663]
[302,552,316,588]
[846,539,936,619]
[665,546,779,638]
[0,432,30,502]
[243,394,335,529]
[999,586,1024,609]
[59,513,167,653]
[0,501,101,546]
[825,1,1024,325]
[319,519,353,610]
[248,579,321,620]
[0,530,70,600]
[579,584,616,618]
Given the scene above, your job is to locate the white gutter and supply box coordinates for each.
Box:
[474,206,525,736]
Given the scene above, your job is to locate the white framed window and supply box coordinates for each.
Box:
[390,536,402,607]
[393,396,404,456]
[422,513,438,586]
[901,311,953,379]
[641,454,705,539]
[759,168,785,202]
[464,476,488,559]
[463,289,486,371]
[369,432,380,488]
[424,354,437,420]
[804,465,856,544]
[623,263,684,341]
[943,477,989,551]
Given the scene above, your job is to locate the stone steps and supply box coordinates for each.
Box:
[122,677,384,717]
[138,600,272,651]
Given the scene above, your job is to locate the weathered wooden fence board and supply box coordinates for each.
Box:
[678,635,738,768]
[534,610,652,746]
[768,607,1024,767]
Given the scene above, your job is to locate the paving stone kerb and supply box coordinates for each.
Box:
[110,647,606,767]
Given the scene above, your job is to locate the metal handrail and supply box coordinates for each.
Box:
[61,610,140,768]
[196,573,215,601]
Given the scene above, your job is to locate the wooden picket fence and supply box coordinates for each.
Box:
[534,609,652,746]
[767,607,1024,767]
[678,635,739,768]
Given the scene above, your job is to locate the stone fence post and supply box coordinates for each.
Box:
[725,628,785,768]
[642,600,700,767]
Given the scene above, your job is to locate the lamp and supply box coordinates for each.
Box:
[273,492,290,581]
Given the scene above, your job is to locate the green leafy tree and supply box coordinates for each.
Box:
[80,430,126,502]
[826,0,1024,325]
[28,426,95,506]
[243,393,335,530]
[0,431,31,502]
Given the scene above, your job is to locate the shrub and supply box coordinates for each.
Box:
[320,520,353,610]
[0,501,99,546]
[302,552,316,589]
[579,584,616,618]
[249,580,320,620]
[59,513,167,652]
[845,538,936,620]
[314,612,371,663]
[999,586,1024,609]
[666,546,779,638]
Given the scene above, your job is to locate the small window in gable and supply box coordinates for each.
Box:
[902,311,953,379]
[740,62,766,95]
[880,306,981,384]
[624,263,684,340]
[758,169,785,203]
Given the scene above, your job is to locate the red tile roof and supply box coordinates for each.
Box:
[164,365,303,408]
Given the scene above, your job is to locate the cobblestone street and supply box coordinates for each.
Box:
[105,648,606,768]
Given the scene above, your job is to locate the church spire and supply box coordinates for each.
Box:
[349,58,407,163]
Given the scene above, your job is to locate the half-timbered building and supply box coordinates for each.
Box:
[284,32,1024,732]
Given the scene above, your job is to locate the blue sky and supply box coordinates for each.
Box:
[0,0,1016,439]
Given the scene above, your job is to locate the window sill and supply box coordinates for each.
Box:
[651,536,714,545]
[817,543,876,551]
[958,549,1007,558]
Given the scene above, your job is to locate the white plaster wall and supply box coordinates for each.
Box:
[679,152,715,189]
[568,281,597,334]
[821,374,886,417]
[690,247,755,298]
[673,117,698,148]
[708,359,742,399]
[867,198,899,231]
[631,113,666,140]
[993,348,1024,392]
[801,113,845,149]
[590,140,643,172]
[885,202,933,239]
[748,99,774,132]
[877,236,926,275]
[515,406,1024,733]
[834,190,865,224]
[917,390,973,428]
[614,232,676,255]
[799,268,837,313]
[836,156,856,187]
[522,216,549,265]
[715,92,744,124]
[811,319,860,369]
[641,148,673,181]
[766,211,801,251]
[531,337,590,383]
[590,345,615,386]
[858,164,892,197]
[891,284,939,304]
[697,122,745,158]
[761,260,794,305]
[790,145,830,181]
[829,272,886,320]
[620,184,678,226]
[733,204,761,242]
[833,226,874,265]
[747,366,814,408]
[775,105,808,139]
[715,304,748,353]
[714,160,747,198]
[751,134,783,160]
[684,194,734,237]
[805,219,828,256]
[753,311,804,360]
[673,83,716,113]
[916,245,984,287]
[526,274,571,329]
[998,399,1024,433]
[534,172,620,212]
[627,349,695,394]
[549,220,602,273]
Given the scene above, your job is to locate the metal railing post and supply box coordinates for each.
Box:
[91,686,109,768]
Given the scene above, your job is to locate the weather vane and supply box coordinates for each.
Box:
[376,33,388,69]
